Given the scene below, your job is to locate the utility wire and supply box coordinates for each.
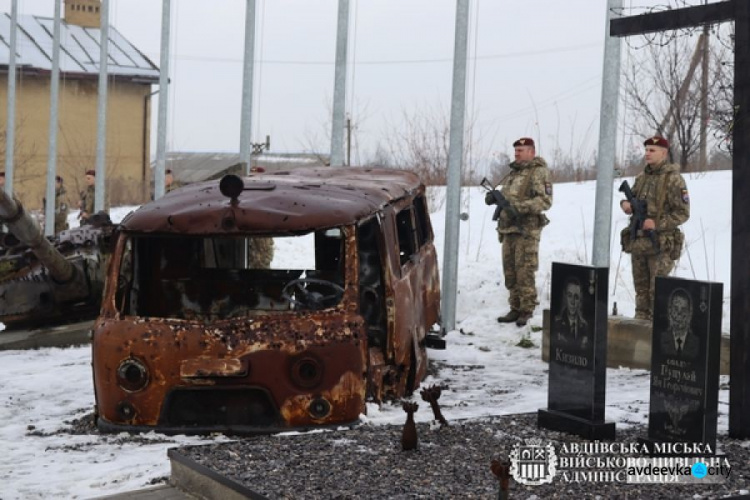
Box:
[141,41,601,67]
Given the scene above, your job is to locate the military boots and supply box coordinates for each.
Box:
[515,312,533,326]
[497,310,520,323]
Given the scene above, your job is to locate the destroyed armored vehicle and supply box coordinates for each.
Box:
[0,189,114,329]
[93,167,442,434]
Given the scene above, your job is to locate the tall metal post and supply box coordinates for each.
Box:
[154,0,171,199]
[239,0,257,173]
[440,0,470,333]
[329,0,350,167]
[4,0,18,195]
[591,0,622,267]
[94,0,110,213]
[44,0,62,236]
[730,0,750,439]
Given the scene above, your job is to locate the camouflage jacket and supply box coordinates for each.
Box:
[56,186,69,215]
[627,161,690,254]
[497,157,553,238]
[80,185,95,215]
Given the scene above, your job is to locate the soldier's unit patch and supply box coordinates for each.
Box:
[545,182,553,196]
[681,189,689,204]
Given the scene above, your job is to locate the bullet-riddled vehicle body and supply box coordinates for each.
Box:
[93,167,441,434]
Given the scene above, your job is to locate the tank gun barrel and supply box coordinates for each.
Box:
[0,188,75,283]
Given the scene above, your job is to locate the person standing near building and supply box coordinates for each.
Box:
[165,169,183,193]
[42,175,70,234]
[0,172,6,235]
[79,169,96,223]
[491,138,553,326]
[620,136,690,320]
[54,176,69,233]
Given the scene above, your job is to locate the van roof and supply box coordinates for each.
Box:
[120,167,424,235]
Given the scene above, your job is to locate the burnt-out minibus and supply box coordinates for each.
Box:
[93,167,441,434]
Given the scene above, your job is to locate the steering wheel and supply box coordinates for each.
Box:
[281,278,345,310]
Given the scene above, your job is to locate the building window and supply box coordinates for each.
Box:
[95,7,99,13]
[88,6,93,12]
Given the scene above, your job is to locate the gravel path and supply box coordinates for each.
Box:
[175,413,750,499]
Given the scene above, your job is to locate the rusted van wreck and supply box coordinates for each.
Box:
[93,167,442,434]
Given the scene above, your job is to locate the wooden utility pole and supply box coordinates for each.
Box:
[700,22,710,171]
[611,0,750,439]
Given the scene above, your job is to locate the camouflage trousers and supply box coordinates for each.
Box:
[631,252,675,320]
[55,214,69,235]
[501,233,540,314]
[248,237,275,269]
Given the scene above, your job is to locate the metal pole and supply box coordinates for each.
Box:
[346,116,352,166]
[330,0,350,167]
[154,0,171,199]
[591,0,622,267]
[4,0,18,196]
[44,0,63,237]
[729,0,750,439]
[239,0,257,174]
[440,0,470,333]
[94,0,110,213]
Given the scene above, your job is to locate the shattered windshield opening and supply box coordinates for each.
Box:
[117,229,346,320]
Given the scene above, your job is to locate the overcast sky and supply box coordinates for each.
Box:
[1,0,712,163]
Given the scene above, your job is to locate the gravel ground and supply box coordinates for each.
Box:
[175,413,750,499]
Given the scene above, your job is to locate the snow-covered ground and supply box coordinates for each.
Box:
[0,170,738,498]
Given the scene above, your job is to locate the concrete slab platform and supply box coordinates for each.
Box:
[541,309,731,374]
[0,320,93,351]
[94,484,197,500]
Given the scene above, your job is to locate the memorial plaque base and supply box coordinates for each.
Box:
[637,437,723,457]
[538,409,616,440]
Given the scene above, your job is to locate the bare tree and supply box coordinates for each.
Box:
[707,26,734,154]
[374,104,488,184]
[0,118,39,187]
[623,30,732,171]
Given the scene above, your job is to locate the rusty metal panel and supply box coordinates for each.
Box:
[120,167,423,235]
[92,315,368,430]
[180,358,247,378]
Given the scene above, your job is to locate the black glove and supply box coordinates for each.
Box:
[484,192,495,205]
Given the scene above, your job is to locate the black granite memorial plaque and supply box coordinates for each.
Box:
[538,262,615,440]
[644,277,722,454]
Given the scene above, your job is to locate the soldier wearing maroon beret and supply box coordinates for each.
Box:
[491,137,553,327]
[619,135,690,320]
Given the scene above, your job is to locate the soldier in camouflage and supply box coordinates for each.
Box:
[79,169,96,223]
[492,138,553,326]
[247,237,275,269]
[620,136,690,321]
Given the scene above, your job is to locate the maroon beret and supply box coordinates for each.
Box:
[166,169,172,174]
[251,166,265,173]
[644,136,669,149]
[85,169,96,176]
[0,172,4,178]
[513,137,535,148]
[55,175,63,183]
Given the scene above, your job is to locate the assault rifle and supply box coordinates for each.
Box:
[619,180,658,249]
[480,178,519,221]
